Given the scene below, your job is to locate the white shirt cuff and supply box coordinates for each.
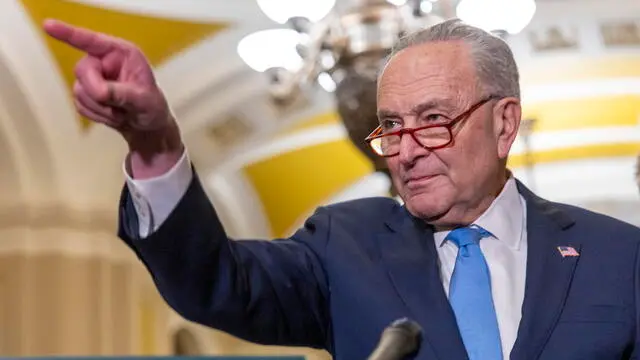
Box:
[123,149,193,237]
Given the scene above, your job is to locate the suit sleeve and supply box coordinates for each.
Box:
[632,241,640,358]
[117,169,332,350]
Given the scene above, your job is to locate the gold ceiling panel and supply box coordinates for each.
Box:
[521,56,640,85]
[244,140,373,237]
[20,0,229,129]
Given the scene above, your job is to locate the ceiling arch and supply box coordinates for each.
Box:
[0,0,637,239]
[0,24,57,207]
[0,0,237,211]
[0,114,24,207]
[19,0,229,129]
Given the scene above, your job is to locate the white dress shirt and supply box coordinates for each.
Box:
[124,150,528,358]
[124,149,193,237]
[433,177,528,359]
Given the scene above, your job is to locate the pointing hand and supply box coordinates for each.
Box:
[43,19,183,178]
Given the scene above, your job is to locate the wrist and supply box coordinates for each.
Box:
[126,122,185,179]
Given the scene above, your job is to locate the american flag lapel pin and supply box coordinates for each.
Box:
[557,246,580,258]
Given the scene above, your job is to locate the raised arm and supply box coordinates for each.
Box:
[45,19,332,349]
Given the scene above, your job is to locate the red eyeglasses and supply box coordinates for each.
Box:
[364,96,496,157]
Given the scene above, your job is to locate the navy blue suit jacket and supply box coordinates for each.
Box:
[118,170,640,359]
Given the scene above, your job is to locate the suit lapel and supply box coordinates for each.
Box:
[510,182,580,360]
[378,206,468,360]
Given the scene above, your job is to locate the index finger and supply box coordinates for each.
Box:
[43,19,122,57]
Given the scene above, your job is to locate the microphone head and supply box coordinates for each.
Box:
[368,318,423,360]
[389,317,423,339]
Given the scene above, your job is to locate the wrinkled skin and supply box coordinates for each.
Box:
[377,41,522,229]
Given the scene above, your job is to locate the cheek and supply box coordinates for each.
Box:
[386,158,403,184]
[385,157,399,173]
[445,137,495,178]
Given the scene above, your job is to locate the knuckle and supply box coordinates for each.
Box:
[93,85,110,103]
[119,38,136,50]
[72,81,84,98]
[73,57,90,78]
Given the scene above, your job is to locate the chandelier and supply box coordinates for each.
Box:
[238,0,537,186]
[251,0,445,105]
[238,0,536,102]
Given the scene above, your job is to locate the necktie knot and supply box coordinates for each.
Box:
[446,226,489,249]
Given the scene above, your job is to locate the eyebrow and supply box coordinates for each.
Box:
[377,98,458,121]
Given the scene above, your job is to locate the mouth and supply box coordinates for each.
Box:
[404,175,439,189]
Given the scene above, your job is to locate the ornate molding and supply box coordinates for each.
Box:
[0,203,118,233]
[0,203,137,262]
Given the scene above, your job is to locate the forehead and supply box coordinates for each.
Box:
[377,41,477,108]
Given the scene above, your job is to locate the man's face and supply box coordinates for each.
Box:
[377,41,520,226]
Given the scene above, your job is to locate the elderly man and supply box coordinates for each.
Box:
[44,18,640,360]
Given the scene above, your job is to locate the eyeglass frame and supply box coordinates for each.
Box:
[364,95,499,157]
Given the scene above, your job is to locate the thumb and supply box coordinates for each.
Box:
[107,82,151,111]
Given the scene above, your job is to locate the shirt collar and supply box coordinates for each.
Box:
[433,177,525,250]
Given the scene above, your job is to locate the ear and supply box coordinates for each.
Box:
[492,97,522,159]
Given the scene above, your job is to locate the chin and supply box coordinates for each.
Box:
[403,191,453,221]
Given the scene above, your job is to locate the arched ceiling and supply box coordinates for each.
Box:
[20,0,229,129]
[0,0,638,241]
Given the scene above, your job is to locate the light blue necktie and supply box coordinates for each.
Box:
[447,226,503,360]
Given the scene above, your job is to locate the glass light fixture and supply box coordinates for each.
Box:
[420,1,433,14]
[237,29,304,72]
[456,0,536,35]
[256,0,336,24]
[317,72,337,92]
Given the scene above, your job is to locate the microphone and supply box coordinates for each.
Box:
[367,318,423,360]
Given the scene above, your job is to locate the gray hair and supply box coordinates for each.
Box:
[380,18,520,99]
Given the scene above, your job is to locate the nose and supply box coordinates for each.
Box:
[398,132,429,165]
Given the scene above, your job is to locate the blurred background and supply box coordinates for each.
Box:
[0,0,638,358]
